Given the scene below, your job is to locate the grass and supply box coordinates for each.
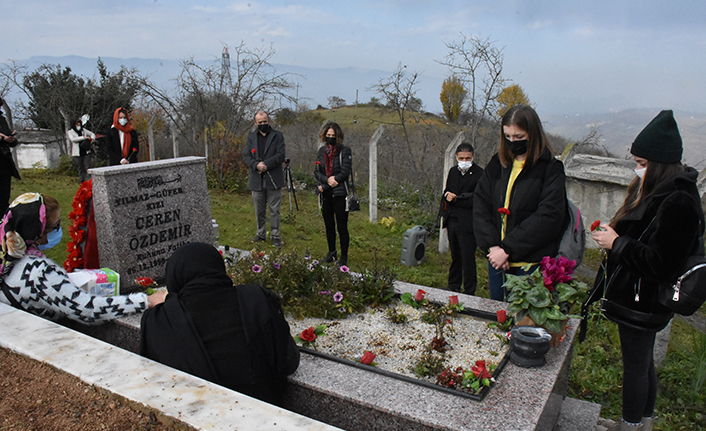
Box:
[8,166,706,430]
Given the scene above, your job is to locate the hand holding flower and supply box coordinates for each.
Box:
[591,224,618,250]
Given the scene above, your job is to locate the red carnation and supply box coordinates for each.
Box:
[497,207,510,216]
[300,327,317,342]
[414,289,427,302]
[315,161,321,165]
[496,310,507,324]
[449,295,459,305]
[136,277,156,287]
[590,220,602,232]
[251,148,256,154]
[360,351,376,365]
[471,360,491,380]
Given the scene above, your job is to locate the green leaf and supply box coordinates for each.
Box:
[543,319,563,334]
[529,306,550,326]
[526,286,552,308]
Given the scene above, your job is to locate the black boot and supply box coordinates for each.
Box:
[338,254,348,267]
[324,251,337,263]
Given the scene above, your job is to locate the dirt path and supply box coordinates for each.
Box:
[0,348,188,431]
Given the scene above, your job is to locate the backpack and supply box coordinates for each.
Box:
[557,199,585,267]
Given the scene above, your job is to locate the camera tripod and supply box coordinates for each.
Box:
[284,158,299,213]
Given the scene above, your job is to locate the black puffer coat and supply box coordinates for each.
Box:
[599,167,704,332]
[314,144,352,198]
[473,149,567,263]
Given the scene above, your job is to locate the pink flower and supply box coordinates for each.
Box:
[273,262,281,269]
[340,265,350,273]
[333,292,343,302]
[414,289,427,302]
[252,264,262,273]
[449,295,459,305]
[360,351,376,365]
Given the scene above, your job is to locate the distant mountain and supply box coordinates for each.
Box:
[13,56,706,170]
[544,109,706,170]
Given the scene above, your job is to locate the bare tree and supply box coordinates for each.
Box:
[438,34,506,145]
[132,42,296,188]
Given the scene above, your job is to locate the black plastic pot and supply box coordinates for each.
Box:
[509,326,552,368]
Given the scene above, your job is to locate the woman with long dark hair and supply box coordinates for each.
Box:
[473,105,567,300]
[591,110,703,431]
[314,122,352,266]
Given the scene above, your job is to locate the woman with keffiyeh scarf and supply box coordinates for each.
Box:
[1,193,165,323]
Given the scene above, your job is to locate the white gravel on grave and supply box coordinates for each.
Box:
[288,300,509,383]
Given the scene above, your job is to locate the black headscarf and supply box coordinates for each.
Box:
[140,242,300,405]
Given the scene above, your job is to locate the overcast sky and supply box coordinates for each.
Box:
[3,0,705,115]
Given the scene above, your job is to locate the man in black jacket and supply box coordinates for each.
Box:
[440,142,483,295]
[243,111,285,247]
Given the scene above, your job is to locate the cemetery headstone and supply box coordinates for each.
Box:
[89,157,214,291]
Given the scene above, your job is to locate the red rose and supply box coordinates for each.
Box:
[496,310,507,324]
[300,327,317,342]
[414,289,427,302]
[497,207,510,216]
[590,220,601,232]
[136,277,155,287]
[449,295,459,305]
[360,351,376,365]
[471,360,491,379]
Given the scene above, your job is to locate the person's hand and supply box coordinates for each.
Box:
[327,176,338,187]
[592,224,619,249]
[445,191,456,202]
[147,290,168,307]
[1,131,16,143]
[487,246,510,270]
[120,158,129,165]
[318,185,324,192]
[257,161,267,173]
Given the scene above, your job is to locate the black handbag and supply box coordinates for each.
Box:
[658,254,706,315]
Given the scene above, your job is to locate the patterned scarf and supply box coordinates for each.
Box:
[1,193,46,276]
[324,144,338,177]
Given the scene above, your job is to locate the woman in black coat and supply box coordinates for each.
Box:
[314,122,352,266]
[0,98,20,216]
[105,107,139,165]
[140,242,300,406]
[473,105,567,301]
[591,110,703,431]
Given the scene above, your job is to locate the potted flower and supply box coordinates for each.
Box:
[504,256,588,346]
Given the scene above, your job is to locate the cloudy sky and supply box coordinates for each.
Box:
[3,0,705,115]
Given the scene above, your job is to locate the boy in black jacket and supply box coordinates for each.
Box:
[440,143,483,295]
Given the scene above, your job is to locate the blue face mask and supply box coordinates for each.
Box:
[38,226,62,250]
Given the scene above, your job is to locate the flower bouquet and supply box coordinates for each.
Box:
[504,256,588,343]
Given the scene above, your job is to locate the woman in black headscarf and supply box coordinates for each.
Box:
[140,242,300,405]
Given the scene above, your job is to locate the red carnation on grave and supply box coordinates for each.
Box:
[300,327,317,342]
[496,310,507,324]
[414,289,427,302]
[360,351,376,365]
[449,295,459,306]
[471,360,491,380]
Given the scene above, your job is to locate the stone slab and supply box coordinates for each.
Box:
[69,278,579,431]
[0,303,342,431]
[89,157,214,290]
[553,397,602,431]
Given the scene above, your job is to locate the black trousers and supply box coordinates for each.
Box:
[447,218,477,295]
[618,324,659,423]
[322,194,349,257]
[0,173,11,217]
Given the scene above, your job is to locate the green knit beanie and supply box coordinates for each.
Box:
[630,110,682,163]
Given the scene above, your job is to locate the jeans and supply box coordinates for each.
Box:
[618,324,658,423]
[487,262,538,301]
[321,194,349,257]
[252,188,282,240]
[73,154,92,183]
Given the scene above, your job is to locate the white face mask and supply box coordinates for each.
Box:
[118,118,128,126]
[76,125,81,132]
[457,160,473,171]
[635,167,646,179]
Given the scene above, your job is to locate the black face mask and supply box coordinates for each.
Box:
[257,123,270,134]
[506,138,529,156]
[325,137,337,146]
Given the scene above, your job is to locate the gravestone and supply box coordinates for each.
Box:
[89,157,214,290]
